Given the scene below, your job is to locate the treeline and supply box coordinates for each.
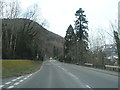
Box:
[2,19,64,60]
[2,19,39,60]
[63,8,120,67]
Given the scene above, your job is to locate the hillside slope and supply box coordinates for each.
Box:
[2,18,64,59]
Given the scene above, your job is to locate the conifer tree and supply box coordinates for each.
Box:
[74,8,89,64]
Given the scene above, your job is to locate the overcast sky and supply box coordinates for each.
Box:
[20,0,119,40]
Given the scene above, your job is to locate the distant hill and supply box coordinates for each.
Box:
[2,18,64,59]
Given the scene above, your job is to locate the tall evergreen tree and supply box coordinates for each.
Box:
[64,25,75,63]
[74,8,89,64]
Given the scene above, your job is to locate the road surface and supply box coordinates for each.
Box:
[1,60,119,89]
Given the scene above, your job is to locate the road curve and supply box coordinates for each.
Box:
[2,60,119,89]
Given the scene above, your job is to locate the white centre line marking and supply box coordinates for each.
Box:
[0,85,4,88]
[8,85,14,89]
[59,66,80,80]
[86,85,91,88]
[5,82,11,85]
[14,82,20,85]
[68,73,79,80]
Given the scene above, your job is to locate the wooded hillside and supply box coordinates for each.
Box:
[2,18,64,60]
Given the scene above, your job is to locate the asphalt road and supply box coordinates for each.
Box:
[1,60,119,89]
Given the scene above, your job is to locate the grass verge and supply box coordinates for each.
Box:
[1,60,43,78]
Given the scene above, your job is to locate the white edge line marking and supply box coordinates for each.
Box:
[86,85,91,88]
[28,74,32,77]
[0,85,4,88]
[4,63,44,89]
[12,79,17,82]
[14,82,20,85]
[19,76,24,78]
[17,76,24,79]
[23,77,27,80]
[5,82,11,85]
[17,77,20,79]
[27,76,30,78]
[19,80,24,82]
[34,61,44,74]
[17,77,21,79]
[8,85,14,89]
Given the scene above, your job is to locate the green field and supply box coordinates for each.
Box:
[1,60,43,78]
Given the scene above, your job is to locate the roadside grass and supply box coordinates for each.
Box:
[0,60,2,78]
[1,60,43,78]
